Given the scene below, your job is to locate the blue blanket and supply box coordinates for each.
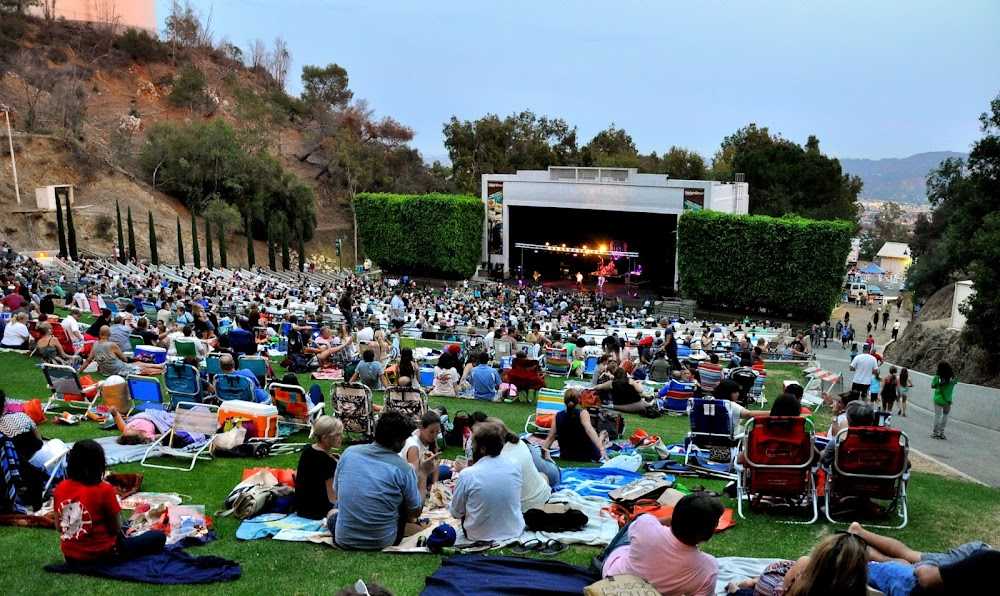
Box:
[236,513,325,540]
[421,555,596,596]
[556,467,644,498]
[44,549,241,584]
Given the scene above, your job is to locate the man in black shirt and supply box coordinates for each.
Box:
[39,289,60,316]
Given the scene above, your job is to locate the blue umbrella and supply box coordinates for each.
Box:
[860,263,886,275]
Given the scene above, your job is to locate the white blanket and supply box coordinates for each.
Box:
[518,489,619,547]
[714,557,781,596]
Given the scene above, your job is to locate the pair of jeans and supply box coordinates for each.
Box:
[933,402,951,435]
[67,530,166,565]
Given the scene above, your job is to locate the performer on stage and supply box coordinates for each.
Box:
[597,275,605,294]
[576,271,584,291]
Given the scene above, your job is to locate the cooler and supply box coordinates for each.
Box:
[419,366,435,387]
[135,345,167,364]
[218,401,278,438]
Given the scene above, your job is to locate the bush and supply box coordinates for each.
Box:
[354,193,484,278]
[677,210,852,322]
[168,63,209,110]
[116,28,168,63]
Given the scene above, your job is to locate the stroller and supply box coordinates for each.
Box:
[728,367,759,406]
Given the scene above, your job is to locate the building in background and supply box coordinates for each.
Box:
[876,242,912,276]
[29,0,156,33]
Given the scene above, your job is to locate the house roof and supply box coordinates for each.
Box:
[877,242,911,259]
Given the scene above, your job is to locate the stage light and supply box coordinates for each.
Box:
[561,243,566,247]
[545,242,550,246]
[600,244,607,252]
[582,245,588,250]
[573,253,578,257]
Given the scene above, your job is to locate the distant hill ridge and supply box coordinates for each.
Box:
[840,151,968,204]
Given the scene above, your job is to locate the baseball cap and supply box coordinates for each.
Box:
[425,523,456,552]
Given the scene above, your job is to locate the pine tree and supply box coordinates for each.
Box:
[176,216,185,267]
[217,221,227,268]
[267,224,276,270]
[148,211,158,264]
[280,219,291,270]
[126,206,136,261]
[245,217,255,268]
[54,190,67,258]
[205,218,214,269]
[191,212,201,268]
[65,197,78,260]
[116,200,126,263]
[297,220,306,272]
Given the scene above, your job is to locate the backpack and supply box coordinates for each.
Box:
[590,407,625,440]
[285,328,306,355]
[445,410,472,447]
[282,352,317,374]
[216,483,293,519]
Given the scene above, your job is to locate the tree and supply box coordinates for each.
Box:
[116,200,125,263]
[297,220,306,272]
[126,206,136,261]
[191,212,201,267]
[217,221,227,268]
[168,63,209,111]
[660,146,709,180]
[176,215,185,266]
[581,124,641,168]
[245,217,254,268]
[861,203,910,260]
[0,1,41,15]
[205,218,214,269]
[65,197,77,260]
[267,223,276,270]
[300,63,353,108]
[54,189,67,258]
[266,36,291,91]
[147,211,158,264]
[962,213,1000,367]
[280,218,291,270]
[202,197,244,235]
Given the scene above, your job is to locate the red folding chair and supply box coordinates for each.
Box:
[735,416,819,524]
[824,426,909,529]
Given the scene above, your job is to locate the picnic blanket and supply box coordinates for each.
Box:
[69,436,161,466]
[236,513,325,541]
[518,489,618,547]
[555,468,644,499]
[421,555,597,596]
[44,549,242,584]
[715,557,781,596]
[310,369,343,381]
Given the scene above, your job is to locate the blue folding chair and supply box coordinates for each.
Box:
[126,375,166,413]
[215,373,256,402]
[103,297,120,316]
[205,353,224,378]
[684,398,739,467]
[164,362,204,408]
[228,327,256,356]
[238,355,268,386]
[583,355,598,376]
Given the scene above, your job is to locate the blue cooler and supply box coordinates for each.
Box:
[135,345,167,364]
[419,366,435,387]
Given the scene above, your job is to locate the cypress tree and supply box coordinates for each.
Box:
[267,224,276,270]
[176,216,185,267]
[191,212,201,268]
[280,219,291,270]
[217,221,227,268]
[65,197,77,260]
[205,218,214,269]
[245,217,255,268]
[54,190,67,258]
[148,211,158,264]
[126,206,136,261]
[116,200,125,263]
[297,221,306,272]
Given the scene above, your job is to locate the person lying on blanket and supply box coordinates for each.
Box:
[108,407,168,445]
[54,439,166,564]
[596,492,724,596]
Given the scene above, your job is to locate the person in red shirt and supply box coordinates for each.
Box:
[54,439,166,564]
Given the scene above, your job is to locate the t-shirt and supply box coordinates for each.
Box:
[449,454,524,542]
[295,446,337,520]
[356,327,375,343]
[501,440,551,512]
[850,353,878,385]
[54,479,120,561]
[468,364,502,400]
[603,514,717,595]
[390,295,406,319]
[334,442,421,550]
[62,315,81,340]
[2,293,24,311]
[430,366,460,397]
[354,360,385,390]
[1,321,29,347]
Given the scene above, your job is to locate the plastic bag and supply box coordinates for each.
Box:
[600,454,643,473]
[215,425,247,450]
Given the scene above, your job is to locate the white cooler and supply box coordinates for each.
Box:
[218,401,278,438]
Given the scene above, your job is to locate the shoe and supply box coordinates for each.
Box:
[932,433,943,440]
[939,434,947,440]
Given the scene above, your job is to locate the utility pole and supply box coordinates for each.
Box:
[1,105,21,206]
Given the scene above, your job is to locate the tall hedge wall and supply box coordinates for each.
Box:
[677,211,852,321]
[354,193,485,278]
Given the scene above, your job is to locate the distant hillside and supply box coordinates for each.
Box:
[840,151,968,204]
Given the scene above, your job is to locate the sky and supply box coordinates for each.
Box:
[155,0,1000,162]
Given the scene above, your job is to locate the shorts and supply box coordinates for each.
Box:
[391,319,404,329]
[851,382,871,400]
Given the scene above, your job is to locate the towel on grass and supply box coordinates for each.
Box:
[67,436,160,466]
[44,549,242,585]
[556,468,644,499]
[236,513,325,541]
[421,555,596,596]
[518,489,619,547]
[715,557,781,596]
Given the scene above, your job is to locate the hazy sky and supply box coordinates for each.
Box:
[156,0,1000,162]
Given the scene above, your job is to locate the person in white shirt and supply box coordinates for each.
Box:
[62,307,84,343]
[1,312,31,349]
[398,411,442,490]
[356,325,375,343]
[850,344,879,400]
[490,418,551,512]
[449,422,524,542]
[72,291,88,312]
[389,289,406,330]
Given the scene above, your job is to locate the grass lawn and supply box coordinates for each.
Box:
[1,352,998,595]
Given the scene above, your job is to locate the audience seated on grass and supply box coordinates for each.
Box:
[466,351,503,401]
[489,418,551,512]
[349,349,390,391]
[217,354,268,403]
[295,415,343,521]
[0,388,48,510]
[398,410,443,488]
[79,326,164,377]
[594,367,653,414]
[541,387,608,462]
[429,352,461,398]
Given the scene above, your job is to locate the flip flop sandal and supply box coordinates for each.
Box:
[540,539,568,556]
[463,540,497,553]
[512,539,543,555]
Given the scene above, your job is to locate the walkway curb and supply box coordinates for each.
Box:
[908,448,986,486]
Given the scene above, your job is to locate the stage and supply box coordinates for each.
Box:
[504,276,659,301]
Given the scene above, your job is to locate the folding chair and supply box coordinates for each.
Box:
[215,373,258,402]
[128,335,145,352]
[50,322,86,356]
[205,352,224,378]
[824,426,910,529]
[684,398,739,466]
[735,416,819,524]
[525,388,566,435]
[655,380,694,415]
[42,364,101,415]
[492,339,513,365]
[126,375,167,414]
[142,303,157,317]
[238,355,269,386]
[141,402,220,472]
[88,298,102,316]
[544,347,571,377]
[583,355,598,377]
[164,362,204,408]
[517,342,538,360]
[332,382,376,442]
[383,385,427,424]
[228,327,257,356]
[103,298,120,316]
[173,338,200,360]
[750,369,767,405]
[269,383,324,431]
[697,362,724,395]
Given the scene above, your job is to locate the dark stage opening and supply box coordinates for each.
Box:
[506,206,676,294]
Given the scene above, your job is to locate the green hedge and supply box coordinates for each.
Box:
[677,211,852,321]
[354,193,484,278]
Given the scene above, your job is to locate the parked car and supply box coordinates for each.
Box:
[867,285,884,297]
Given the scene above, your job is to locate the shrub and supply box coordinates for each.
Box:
[168,63,209,110]
[354,193,484,278]
[116,28,167,63]
[677,210,852,322]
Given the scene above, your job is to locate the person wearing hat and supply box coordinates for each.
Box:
[850,343,879,401]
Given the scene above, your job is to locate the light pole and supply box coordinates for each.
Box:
[0,104,21,206]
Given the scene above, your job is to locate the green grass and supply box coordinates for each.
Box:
[1,355,998,595]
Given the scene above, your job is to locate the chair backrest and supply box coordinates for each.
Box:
[493,339,513,359]
[744,416,814,467]
[583,356,598,375]
[238,356,268,381]
[215,373,256,402]
[545,347,568,360]
[49,322,75,354]
[834,426,908,479]
[697,363,724,392]
[333,383,374,434]
[517,343,537,359]
[228,328,256,355]
[384,386,426,422]
[174,338,199,358]
[127,375,166,411]
[105,300,120,315]
[269,383,311,421]
[535,389,566,417]
[128,335,145,351]
[88,299,102,316]
[42,364,85,398]
[173,402,220,436]
[142,303,157,316]
[205,353,224,376]
[164,362,202,405]
[688,398,734,438]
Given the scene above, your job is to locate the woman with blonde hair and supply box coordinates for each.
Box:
[295,415,344,520]
[34,320,81,367]
[729,531,869,596]
[372,329,396,363]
